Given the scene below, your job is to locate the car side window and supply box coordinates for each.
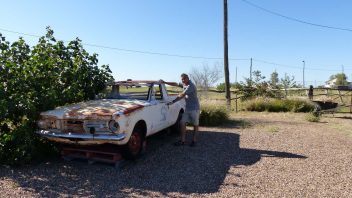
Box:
[154,84,163,100]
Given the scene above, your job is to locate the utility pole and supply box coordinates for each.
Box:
[235,66,238,83]
[223,0,231,110]
[302,60,305,88]
[284,73,288,98]
[250,58,253,84]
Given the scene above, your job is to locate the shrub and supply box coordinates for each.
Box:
[0,120,59,166]
[216,82,226,92]
[305,111,321,122]
[244,98,315,112]
[199,105,229,126]
[0,28,113,166]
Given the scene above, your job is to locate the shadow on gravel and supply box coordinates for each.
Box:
[333,116,352,120]
[0,130,307,197]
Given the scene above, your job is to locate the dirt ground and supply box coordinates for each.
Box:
[0,112,351,198]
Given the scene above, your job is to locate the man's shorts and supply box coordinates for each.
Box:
[181,110,200,126]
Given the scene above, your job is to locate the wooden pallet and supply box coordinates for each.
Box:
[61,146,126,168]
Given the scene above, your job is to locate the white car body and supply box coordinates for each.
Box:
[36,81,185,146]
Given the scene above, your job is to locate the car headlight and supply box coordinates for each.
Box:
[37,120,49,129]
[108,120,120,133]
[37,118,60,129]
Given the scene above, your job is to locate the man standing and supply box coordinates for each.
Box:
[167,73,200,147]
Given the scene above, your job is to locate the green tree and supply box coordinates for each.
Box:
[0,27,113,165]
[329,73,348,86]
[280,73,296,97]
[237,70,275,99]
[269,71,279,88]
[280,73,296,88]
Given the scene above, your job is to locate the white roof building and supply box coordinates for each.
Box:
[325,78,352,88]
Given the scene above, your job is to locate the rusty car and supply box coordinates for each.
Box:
[36,80,185,159]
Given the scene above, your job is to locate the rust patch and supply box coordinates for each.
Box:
[39,115,59,129]
[113,101,127,105]
[63,120,85,133]
[40,115,58,119]
[62,100,146,119]
[81,114,111,120]
[91,108,116,116]
[65,108,114,120]
[67,108,81,117]
[123,105,144,115]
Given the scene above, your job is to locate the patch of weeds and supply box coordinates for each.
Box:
[227,119,252,129]
[199,105,229,126]
[305,111,321,122]
[267,126,280,133]
[244,98,315,112]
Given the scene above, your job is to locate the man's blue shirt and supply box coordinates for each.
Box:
[182,80,200,111]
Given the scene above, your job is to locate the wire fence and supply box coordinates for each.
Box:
[197,87,352,113]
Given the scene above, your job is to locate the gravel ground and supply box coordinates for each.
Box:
[0,112,351,198]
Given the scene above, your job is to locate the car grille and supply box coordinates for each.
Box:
[63,120,85,133]
[61,120,109,133]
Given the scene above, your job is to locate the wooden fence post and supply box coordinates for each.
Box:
[235,92,238,113]
[350,93,352,113]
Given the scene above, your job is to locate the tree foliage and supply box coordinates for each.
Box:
[238,70,274,99]
[329,73,348,86]
[280,73,296,88]
[0,27,113,165]
[269,71,279,88]
[216,70,299,100]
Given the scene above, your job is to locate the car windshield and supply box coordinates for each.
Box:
[104,83,151,100]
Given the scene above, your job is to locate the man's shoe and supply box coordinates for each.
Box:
[174,140,185,146]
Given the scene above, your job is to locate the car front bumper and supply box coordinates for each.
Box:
[36,130,126,145]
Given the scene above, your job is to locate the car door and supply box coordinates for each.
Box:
[161,83,183,126]
[147,84,169,135]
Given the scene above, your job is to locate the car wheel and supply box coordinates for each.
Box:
[121,127,144,160]
[171,111,183,134]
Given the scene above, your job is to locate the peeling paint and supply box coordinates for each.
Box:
[123,105,144,115]
[57,99,148,120]
[40,100,148,134]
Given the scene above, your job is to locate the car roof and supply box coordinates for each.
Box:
[111,80,177,86]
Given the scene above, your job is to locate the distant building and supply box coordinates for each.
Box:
[325,78,352,89]
[324,78,337,88]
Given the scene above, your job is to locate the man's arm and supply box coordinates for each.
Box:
[159,79,182,87]
[167,93,185,105]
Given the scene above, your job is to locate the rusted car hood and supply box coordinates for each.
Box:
[40,99,149,119]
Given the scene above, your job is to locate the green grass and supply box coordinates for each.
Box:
[267,126,280,133]
[305,111,321,122]
[243,98,315,112]
[227,119,252,129]
[199,104,229,126]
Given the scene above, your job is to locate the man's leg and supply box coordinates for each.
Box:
[174,122,186,146]
[192,125,198,142]
[180,121,187,143]
[174,113,188,146]
[190,110,200,146]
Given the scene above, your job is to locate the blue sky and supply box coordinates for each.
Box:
[1,0,352,86]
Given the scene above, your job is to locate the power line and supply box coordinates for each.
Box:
[253,58,301,69]
[241,0,352,33]
[252,58,352,72]
[0,27,248,61]
[1,27,351,72]
[0,28,41,38]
